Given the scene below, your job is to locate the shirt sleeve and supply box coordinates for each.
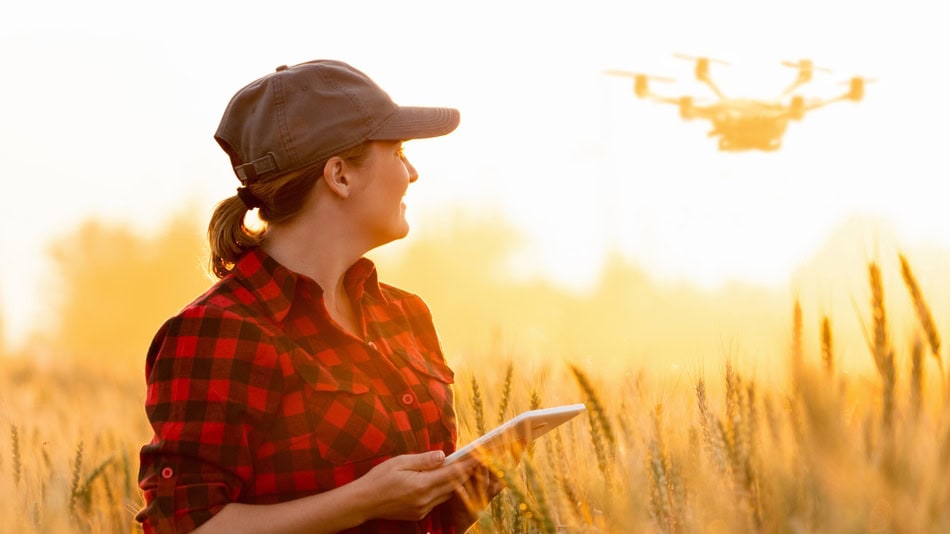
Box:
[136,305,285,533]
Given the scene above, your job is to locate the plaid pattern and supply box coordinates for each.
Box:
[137,248,458,533]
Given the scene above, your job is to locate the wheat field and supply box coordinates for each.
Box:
[2,252,949,533]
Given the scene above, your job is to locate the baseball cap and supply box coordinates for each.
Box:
[214,60,460,184]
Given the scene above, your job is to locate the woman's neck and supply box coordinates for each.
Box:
[261,216,368,337]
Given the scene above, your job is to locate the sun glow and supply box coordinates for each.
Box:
[1,1,949,351]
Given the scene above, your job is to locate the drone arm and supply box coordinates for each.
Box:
[699,76,727,100]
[805,94,849,112]
[644,94,711,121]
[796,78,865,115]
[781,79,807,98]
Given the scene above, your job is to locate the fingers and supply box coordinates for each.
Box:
[430,458,480,494]
[399,457,480,516]
[455,468,492,508]
[409,463,478,520]
[398,450,480,474]
[404,456,481,504]
[398,450,447,471]
[410,459,505,521]
[364,452,494,523]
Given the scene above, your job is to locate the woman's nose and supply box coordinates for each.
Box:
[404,157,419,183]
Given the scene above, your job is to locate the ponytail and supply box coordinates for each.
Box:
[207,194,264,279]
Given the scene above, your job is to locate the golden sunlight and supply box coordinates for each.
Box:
[2,1,950,531]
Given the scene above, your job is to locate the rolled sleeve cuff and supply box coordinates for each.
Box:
[136,462,233,534]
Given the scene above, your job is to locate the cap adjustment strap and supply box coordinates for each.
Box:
[234,152,279,185]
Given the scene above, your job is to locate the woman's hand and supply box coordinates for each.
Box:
[351,451,481,523]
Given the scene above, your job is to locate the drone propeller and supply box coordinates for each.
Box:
[603,69,675,82]
[781,59,832,73]
[779,59,833,96]
[673,53,730,66]
[605,69,676,98]
[671,54,729,98]
[838,76,878,85]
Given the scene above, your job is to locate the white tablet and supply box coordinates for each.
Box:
[444,403,587,465]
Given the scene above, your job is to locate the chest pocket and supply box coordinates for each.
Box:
[396,347,458,447]
[400,347,455,384]
[293,350,395,466]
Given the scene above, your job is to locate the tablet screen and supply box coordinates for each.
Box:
[444,403,586,465]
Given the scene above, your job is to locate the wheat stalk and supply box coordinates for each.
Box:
[74,456,114,515]
[570,365,615,492]
[68,441,84,515]
[11,424,21,487]
[491,462,556,534]
[725,364,748,489]
[899,253,945,392]
[528,390,542,459]
[522,459,557,533]
[648,403,684,533]
[792,299,804,385]
[497,361,513,425]
[551,427,591,527]
[869,262,895,429]
[570,365,616,448]
[471,375,487,438]
[648,439,674,532]
[821,316,834,376]
[911,337,923,418]
[762,394,782,448]
[696,379,729,476]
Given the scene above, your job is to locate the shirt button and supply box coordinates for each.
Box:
[160,467,174,479]
[368,341,378,350]
[401,393,415,406]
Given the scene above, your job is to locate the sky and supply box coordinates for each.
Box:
[1,0,948,348]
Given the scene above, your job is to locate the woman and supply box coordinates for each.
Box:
[137,60,497,533]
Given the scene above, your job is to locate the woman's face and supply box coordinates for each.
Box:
[348,140,418,247]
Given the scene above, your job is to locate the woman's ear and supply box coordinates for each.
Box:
[322,157,350,200]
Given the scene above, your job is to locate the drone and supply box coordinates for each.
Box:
[606,54,873,151]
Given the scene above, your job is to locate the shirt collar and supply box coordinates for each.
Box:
[232,248,387,325]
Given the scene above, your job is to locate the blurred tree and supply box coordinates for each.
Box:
[376,213,797,376]
[45,210,211,366]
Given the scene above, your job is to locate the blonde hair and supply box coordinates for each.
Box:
[207,142,370,278]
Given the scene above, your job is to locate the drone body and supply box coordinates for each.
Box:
[693,99,790,151]
[606,55,871,152]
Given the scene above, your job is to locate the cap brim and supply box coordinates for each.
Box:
[369,106,460,140]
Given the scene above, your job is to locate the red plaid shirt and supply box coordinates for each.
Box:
[137,248,458,533]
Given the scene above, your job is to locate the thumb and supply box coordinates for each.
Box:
[404,450,446,470]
